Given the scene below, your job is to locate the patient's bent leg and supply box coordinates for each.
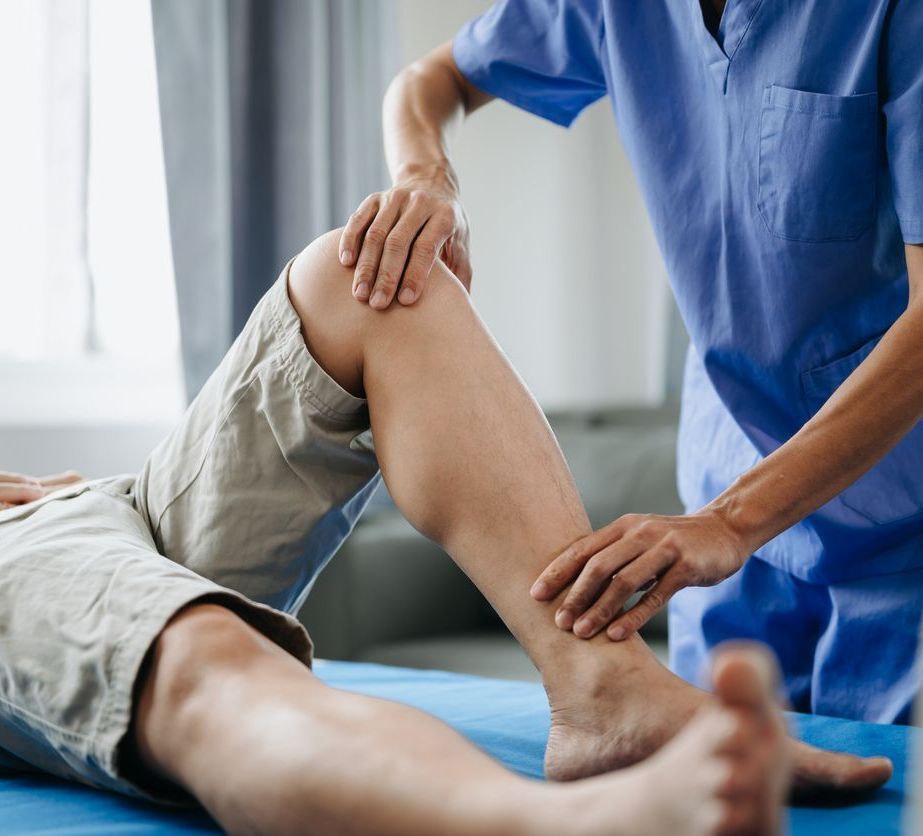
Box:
[286,230,891,794]
[134,604,788,836]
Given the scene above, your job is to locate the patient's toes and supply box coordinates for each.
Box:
[790,743,893,795]
[709,645,789,835]
[712,643,780,716]
[715,796,767,836]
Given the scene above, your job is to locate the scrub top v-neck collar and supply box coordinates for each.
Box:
[689,0,765,92]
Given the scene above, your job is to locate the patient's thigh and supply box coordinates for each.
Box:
[131,263,381,614]
[0,484,312,799]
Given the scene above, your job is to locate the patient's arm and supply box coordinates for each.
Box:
[0,469,83,509]
[287,229,891,796]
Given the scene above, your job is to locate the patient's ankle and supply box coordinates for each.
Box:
[541,630,661,705]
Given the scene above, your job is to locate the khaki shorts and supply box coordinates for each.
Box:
[0,263,380,801]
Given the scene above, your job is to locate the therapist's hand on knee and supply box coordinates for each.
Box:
[529,509,749,641]
[338,180,472,310]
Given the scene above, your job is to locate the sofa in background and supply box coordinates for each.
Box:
[298,406,683,681]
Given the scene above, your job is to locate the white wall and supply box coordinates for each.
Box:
[0,356,182,477]
[0,424,175,478]
[396,0,669,410]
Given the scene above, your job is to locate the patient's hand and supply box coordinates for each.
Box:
[0,469,84,510]
[530,509,748,641]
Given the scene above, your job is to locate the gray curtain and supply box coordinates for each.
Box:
[151,0,397,400]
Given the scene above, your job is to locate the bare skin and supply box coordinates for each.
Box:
[136,602,788,836]
[0,469,83,509]
[287,231,892,795]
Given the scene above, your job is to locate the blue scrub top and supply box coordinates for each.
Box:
[453,0,923,583]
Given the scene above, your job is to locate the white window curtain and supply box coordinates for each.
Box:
[43,0,94,357]
[0,0,89,359]
[0,0,183,423]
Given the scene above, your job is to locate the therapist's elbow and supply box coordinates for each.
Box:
[386,41,488,118]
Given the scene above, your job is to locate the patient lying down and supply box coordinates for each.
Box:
[0,476,785,835]
[0,229,889,834]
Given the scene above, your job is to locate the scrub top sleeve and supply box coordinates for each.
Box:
[452,0,607,128]
[882,0,923,243]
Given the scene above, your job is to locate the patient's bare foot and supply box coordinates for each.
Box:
[542,636,892,799]
[557,644,787,836]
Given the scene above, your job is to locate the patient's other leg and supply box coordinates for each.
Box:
[136,604,788,836]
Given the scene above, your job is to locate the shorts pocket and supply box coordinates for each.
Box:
[801,334,923,525]
[758,85,878,242]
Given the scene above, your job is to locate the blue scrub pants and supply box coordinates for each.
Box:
[669,557,923,724]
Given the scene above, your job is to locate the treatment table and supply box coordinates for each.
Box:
[0,661,914,834]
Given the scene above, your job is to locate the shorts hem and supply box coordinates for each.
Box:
[267,260,370,424]
[92,584,313,805]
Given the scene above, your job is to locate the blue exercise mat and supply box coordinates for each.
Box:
[0,661,915,834]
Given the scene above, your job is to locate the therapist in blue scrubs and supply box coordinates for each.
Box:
[338,0,923,725]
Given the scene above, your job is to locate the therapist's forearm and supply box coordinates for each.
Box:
[711,244,923,553]
[383,42,486,190]
[340,43,492,308]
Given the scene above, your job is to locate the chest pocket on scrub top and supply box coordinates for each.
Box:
[758,85,878,242]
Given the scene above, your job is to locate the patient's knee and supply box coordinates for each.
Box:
[287,228,355,318]
[287,228,367,396]
[139,604,261,717]
[287,227,474,397]
[131,603,268,774]
[131,599,324,794]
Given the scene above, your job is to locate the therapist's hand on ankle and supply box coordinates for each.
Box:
[338,170,472,310]
[529,507,749,641]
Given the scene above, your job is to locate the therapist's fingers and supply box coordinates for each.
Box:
[606,567,686,640]
[570,548,675,639]
[340,194,380,272]
[375,200,434,307]
[399,210,456,305]
[531,516,635,601]
[445,237,474,293]
[353,197,404,308]
[554,534,648,630]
